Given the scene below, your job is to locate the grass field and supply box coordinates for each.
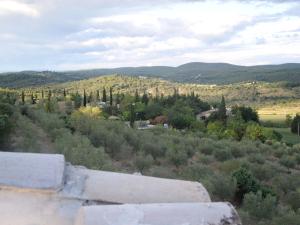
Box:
[273,128,300,145]
[258,101,300,127]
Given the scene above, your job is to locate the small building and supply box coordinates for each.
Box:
[197,108,232,121]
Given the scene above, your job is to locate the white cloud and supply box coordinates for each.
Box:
[0,1,39,17]
[0,0,300,71]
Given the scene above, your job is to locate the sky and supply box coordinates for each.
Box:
[0,0,300,71]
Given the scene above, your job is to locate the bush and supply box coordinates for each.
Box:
[135,153,154,173]
[232,167,259,203]
[279,155,296,170]
[211,174,236,201]
[243,191,277,220]
[214,148,232,161]
[54,130,110,170]
[141,140,166,159]
[286,191,300,211]
[166,147,188,167]
[272,210,300,225]
[248,154,265,164]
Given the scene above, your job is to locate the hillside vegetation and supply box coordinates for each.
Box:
[1,88,300,225]
[28,75,300,107]
[1,62,300,87]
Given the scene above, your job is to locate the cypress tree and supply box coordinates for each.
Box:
[135,89,140,102]
[96,90,100,101]
[41,90,44,99]
[48,90,52,100]
[21,91,25,105]
[291,114,300,136]
[45,90,52,113]
[155,87,159,101]
[141,92,149,105]
[218,95,227,123]
[74,92,82,109]
[110,87,113,106]
[116,92,121,105]
[31,93,35,104]
[102,88,107,103]
[83,89,87,107]
[130,103,135,128]
[88,91,93,103]
[63,89,66,98]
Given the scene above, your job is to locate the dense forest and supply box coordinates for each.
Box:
[1,82,300,225]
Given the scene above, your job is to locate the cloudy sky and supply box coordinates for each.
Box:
[0,0,300,71]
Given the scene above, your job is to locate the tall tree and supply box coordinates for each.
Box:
[116,92,121,105]
[41,90,44,99]
[73,92,82,109]
[63,89,66,98]
[83,89,87,107]
[21,91,25,105]
[45,90,53,113]
[31,93,35,104]
[218,95,227,123]
[48,90,52,100]
[141,92,149,105]
[96,90,100,101]
[102,88,107,102]
[135,89,140,102]
[291,114,300,136]
[110,87,113,106]
[130,103,135,128]
[88,91,93,103]
[155,87,159,101]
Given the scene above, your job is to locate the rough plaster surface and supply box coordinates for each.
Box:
[75,203,242,225]
[0,152,65,191]
[78,168,211,203]
[0,189,82,225]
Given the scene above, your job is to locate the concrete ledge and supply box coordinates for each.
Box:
[0,152,65,191]
[75,203,241,225]
[76,168,211,203]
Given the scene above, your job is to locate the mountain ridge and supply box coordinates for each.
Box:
[1,62,300,88]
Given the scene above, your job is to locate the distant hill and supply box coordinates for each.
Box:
[1,62,300,88]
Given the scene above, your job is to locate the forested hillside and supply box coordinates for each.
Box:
[1,62,300,88]
[27,75,300,107]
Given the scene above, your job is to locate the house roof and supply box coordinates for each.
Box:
[0,151,240,225]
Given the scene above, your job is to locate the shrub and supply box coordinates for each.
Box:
[166,147,188,167]
[211,174,236,201]
[54,130,110,170]
[219,160,241,174]
[250,164,276,182]
[272,210,300,225]
[248,154,265,164]
[232,167,259,203]
[245,123,265,142]
[180,164,214,181]
[135,153,154,173]
[243,191,277,220]
[214,148,232,161]
[141,141,166,159]
[286,191,300,211]
[279,156,296,170]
